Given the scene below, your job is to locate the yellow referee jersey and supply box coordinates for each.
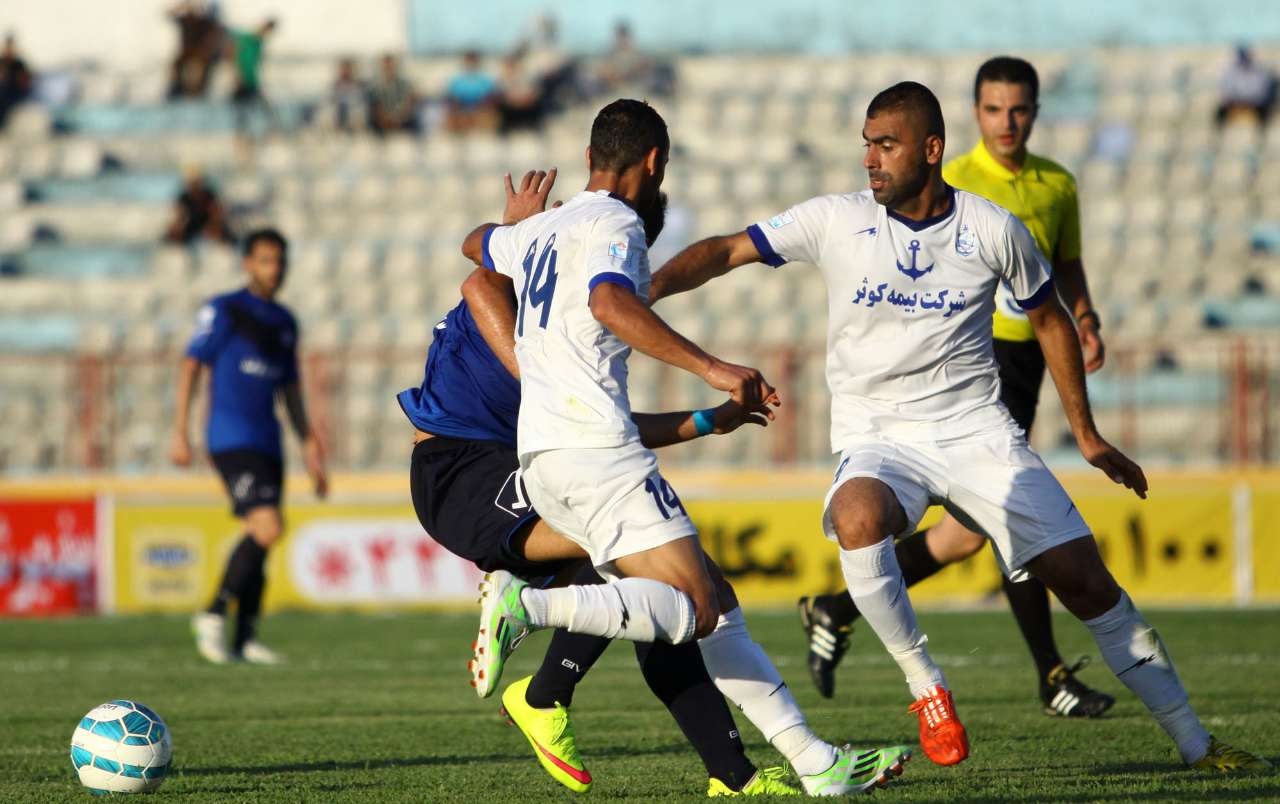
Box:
[943,139,1082,342]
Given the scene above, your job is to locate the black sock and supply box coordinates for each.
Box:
[635,639,756,792]
[525,564,612,709]
[208,534,265,616]
[1001,575,1063,681]
[895,529,945,585]
[233,563,266,653]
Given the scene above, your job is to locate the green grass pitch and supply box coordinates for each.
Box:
[1,608,1276,802]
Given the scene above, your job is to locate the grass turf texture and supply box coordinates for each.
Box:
[1,609,1276,802]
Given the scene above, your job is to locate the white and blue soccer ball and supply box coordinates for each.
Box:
[70,700,172,794]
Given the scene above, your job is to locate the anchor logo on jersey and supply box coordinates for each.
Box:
[896,239,934,281]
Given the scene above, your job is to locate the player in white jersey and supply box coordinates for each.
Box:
[460,100,915,795]
[651,83,1269,775]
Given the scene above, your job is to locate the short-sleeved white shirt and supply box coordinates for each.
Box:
[483,190,649,457]
[747,187,1054,450]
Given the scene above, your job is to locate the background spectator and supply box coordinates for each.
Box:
[165,166,234,246]
[166,1,222,99]
[229,18,276,133]
[445,50,498,133]
[331,57,366,132]
[1216,45,1277,127]
[594,22,675,98]
[368,54,419,136]
[0,33,34,129]
[497,50,545,134]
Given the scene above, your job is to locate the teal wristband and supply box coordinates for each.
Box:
[692,408,716,437]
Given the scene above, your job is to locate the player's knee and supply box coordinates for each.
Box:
[951,527,986,559]
[703,556,740,613]
[833,507,899,550]
[246,510,283,547]
[690,593,722,640]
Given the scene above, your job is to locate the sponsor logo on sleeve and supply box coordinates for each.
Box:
[767,211,795,229]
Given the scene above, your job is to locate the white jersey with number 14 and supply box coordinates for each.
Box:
[483,190,650,458]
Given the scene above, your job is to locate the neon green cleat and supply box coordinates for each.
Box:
[469,571,533,698]
[500,676,592,793]
[707,766,801,796]
[1191,737,1273,773]
[799,744,912,796]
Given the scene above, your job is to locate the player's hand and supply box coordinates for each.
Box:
[304,436,328,499]
[1079,320,1105,374]
[502,168,557,225]
[1079,433,1147,499]
[711,398,774,435]
[702,359,781,411]
[169,431,192,467]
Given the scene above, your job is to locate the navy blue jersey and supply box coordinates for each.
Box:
[397,300,519,446]
[186,288,299,457]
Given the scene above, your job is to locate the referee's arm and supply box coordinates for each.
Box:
[1053,255,1105,373]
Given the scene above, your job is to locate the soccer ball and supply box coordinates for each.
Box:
[70,700,172,794]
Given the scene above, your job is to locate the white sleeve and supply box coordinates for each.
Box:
[480,224,520,280]
[745,195,837,267]
[585,212,647,295]
[998,214,1055,309]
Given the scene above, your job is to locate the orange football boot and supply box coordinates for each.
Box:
[908,686,969,766]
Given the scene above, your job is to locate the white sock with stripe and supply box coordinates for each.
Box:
[1083,591,1211,764]
[521,579,696,644]
[698,607,837,777]
[840,537,946,698]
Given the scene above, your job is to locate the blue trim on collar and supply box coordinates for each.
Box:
[886,186,957,232]
[745,224,786,267]
[1016,276,1055,310]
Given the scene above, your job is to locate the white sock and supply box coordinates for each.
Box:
[698,607,837,777]
[521,579,696,644]
[1083,591,1211,764]
[840,537,945,698]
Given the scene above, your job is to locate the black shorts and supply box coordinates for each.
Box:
[211,449,283,517]
[408,436,574,582]
[994,338,1047,437]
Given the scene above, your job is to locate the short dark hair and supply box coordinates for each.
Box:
[974,56,1039,104]
[242,227,287,259]
[589,99,669,173]
[866,81,945,140]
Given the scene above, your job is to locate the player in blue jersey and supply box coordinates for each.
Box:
[171,228,328,665]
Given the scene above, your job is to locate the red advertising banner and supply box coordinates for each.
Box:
[0,498,98,615]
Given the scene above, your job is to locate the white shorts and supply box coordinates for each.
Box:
[822,426,1091,581]
[521,440,696,570]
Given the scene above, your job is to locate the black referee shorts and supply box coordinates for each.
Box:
[211,449,284,517]
[408,436,575,583]
[994,338,1047,437]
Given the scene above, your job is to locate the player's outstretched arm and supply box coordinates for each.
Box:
[1028,297,1147,499]
[461,266,521,379]
[169,356,203,467]
[649,231,763,303]
[589,282,780,409]
[633,399,774,449]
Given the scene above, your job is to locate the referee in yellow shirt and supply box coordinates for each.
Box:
[800,57,1113,719]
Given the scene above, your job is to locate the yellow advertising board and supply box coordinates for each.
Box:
[110,502,485,613]
[97,471,1279,612]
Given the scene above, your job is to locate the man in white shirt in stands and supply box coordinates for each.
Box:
[650,81,1269,776]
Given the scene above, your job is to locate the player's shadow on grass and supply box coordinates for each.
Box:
[178,743,693,778]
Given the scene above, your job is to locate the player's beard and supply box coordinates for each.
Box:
[869,155,930,210]
[640,191,668,247]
